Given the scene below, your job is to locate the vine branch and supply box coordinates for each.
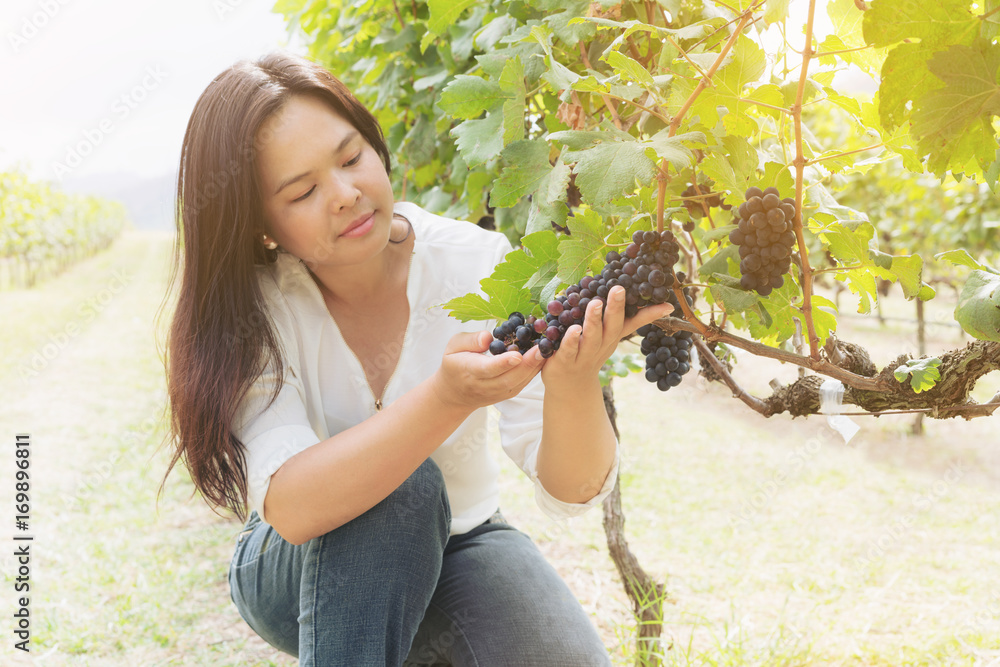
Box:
[656,315,884,390]
[806,142,885,166]
[791,0,821,359]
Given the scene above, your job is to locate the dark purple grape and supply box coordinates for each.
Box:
[537,338,554,358]
[489,339,507,355]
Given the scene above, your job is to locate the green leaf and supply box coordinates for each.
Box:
[428,0,478,37]
[701,135,758,199]
[644,130,703,169]
[548,123,634,149]
[935,249,1000,274]
[878,43,935,131]
[556,208,607,284]
[441,277,534,322]
[566,138,658,206]
[705,35,767,132]
[451,112,504,168]
[955,270,1000,341]
[526,153,572,234]
[702,223,737,245]
[439,76,507,119]
[499,57,526,145]
[699,245,739,280]
[760,161,795,196]
[863,0,981,48]
[819,220,930,308]
[604,51,655,87]
[824,0,885,75]
[491,141,552,208]
[911,40,1000,176]
[710,283,759,312]
[764,0,790,24]
[893,357,943,393]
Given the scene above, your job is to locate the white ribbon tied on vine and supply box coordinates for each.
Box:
[819,379,860,444]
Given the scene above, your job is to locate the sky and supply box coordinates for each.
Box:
[0,0,307,184]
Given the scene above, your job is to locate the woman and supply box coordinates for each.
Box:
[161,50,672,666]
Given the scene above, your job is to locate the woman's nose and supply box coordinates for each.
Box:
[325,172,361,211]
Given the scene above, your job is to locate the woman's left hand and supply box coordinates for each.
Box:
[540,285,676,387]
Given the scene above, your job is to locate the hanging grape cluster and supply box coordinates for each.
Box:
[728,186,797,296]
[637,324,694,392]
[489,229,695,358]
[681,178,731,231]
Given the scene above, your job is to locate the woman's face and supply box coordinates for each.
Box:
[255,94,395,270]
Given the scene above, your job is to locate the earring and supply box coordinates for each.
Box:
[262,234,278,250]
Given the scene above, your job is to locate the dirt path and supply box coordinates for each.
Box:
[0,231,288,666]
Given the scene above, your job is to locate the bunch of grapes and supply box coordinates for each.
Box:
[728,186,797,297]
[489,311,555,358]
[637,324,694,392]
[681,179,731,230]
[489,228,695,359]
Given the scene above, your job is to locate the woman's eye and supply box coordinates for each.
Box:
[293,186,315,202]
[345,153,361,167]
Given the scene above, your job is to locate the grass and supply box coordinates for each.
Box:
[1,229,998,665]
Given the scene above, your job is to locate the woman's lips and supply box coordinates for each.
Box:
[340,212,374,238]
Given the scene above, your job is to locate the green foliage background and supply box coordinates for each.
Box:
[274,0,1000,345]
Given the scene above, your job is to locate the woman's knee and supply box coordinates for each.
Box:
[374,456,451,535]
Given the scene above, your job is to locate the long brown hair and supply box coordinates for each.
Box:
[157,50,392,521]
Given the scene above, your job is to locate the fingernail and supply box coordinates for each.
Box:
[508,355,519,366]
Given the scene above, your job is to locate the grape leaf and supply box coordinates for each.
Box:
[818,220,931,310]
[604,51,655,87]
[701,135,757,198]
[894,357,942,393]
[526,153,572,234]
[645,130,704,168]
[548,123,634,149]
[824,0,885,75]
[699,244,739,280]
[707,36,767,134]
[441,277,533,322]
[491,141,553,208]
[438,76,508,119]
[499,57,526,145]
[760,162,795,196]
[764,0,790,25]
[935,249,1000,274]
[878,42,935,131]
[428,0,478,37]
[488,230,559,289]
[701,224,737,245]
[565,138,658,205]
[710,283,759,312]
[451,112,504,168]
[544,1,595,46]
[862,0,981,48]
[476,15,519,51]
[955,270,1000,341]
[556,208,607,284]
[911,40,1000,176]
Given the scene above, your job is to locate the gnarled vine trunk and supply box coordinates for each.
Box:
[601,381,667,666]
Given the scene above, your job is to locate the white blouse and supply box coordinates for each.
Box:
[232,201,620,535]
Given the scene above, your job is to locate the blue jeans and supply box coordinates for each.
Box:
[228,457,612,666]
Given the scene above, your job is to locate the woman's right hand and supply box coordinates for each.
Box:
[431,331,546,411]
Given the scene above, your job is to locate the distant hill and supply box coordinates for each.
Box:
[61,171,176,232]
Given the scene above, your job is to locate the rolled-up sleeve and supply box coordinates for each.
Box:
[494,364,621,521]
